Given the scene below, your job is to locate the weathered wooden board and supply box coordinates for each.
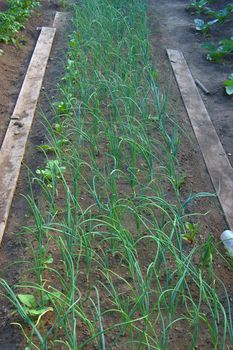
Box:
[167,49,233,230]
[53,11,68,29]
[0,27,56,244]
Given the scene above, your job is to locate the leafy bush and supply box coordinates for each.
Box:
[0,0,40,43]
[203,37,233,61]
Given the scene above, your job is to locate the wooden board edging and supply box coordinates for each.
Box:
[53,11,68,29]
[0,27,56,244]
[167,49,233,230]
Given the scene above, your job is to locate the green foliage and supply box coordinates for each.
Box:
[38,139,69,153]
[189,0,209,14]
[224,73,233,95]
[203,37,233,61]
[194,18,218,34]
[191,1,233,34]
[0,0,40,44]
[35,160,66,187]
[205,6,233,24]
[17,294,53,318]
[190,0,233,96]
[200,235,214,268]
[189,0,233,18]
[183,221,199,244]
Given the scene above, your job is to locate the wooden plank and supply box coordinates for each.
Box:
[0,27,56,244]
[167,49,233,230]
[53,11,68,29]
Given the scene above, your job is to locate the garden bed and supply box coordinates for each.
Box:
[0,1,233,349]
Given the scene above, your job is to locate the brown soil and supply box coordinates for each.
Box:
[0,0,233,349]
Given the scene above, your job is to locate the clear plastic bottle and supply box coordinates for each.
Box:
[221,230,233,256]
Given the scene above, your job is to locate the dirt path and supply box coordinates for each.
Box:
[149,0,233,166]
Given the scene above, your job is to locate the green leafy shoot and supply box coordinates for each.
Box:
[35,160,66,186]
[194,18,218,34]
[202,37,233,62]
[224,73,233,95]
[205,6,233,24]
[17,294,53,319]
[189,0,209,14]
[183,222,199,244]
[38,139,69,153]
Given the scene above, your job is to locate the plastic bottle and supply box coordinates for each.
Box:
[221,230,233,256]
